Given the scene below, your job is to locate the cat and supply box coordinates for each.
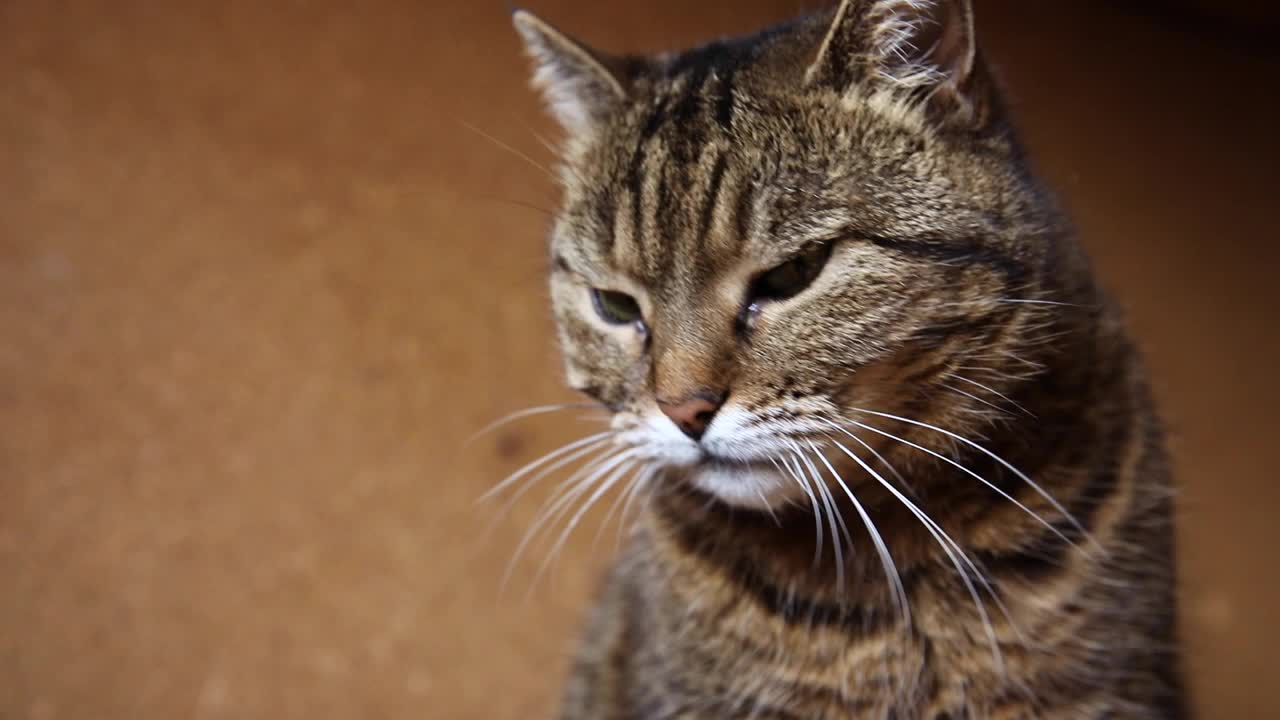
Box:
[511,1,1186,717]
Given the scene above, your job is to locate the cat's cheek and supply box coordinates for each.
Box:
[563,362,591,393]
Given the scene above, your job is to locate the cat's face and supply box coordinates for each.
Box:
[519,1,1063,509]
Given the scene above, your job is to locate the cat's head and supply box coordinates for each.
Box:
[515,0,1073,509]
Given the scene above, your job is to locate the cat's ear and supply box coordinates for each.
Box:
[805,0,985,125]
[513,10,631,137]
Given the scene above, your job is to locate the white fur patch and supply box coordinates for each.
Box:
[612,405,813,509]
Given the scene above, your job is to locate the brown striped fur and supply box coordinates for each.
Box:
[513,1,1185,717]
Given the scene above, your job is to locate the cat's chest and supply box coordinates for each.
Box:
[631,582,913,716]
[627,621,993,720]
[627,551,1014,718]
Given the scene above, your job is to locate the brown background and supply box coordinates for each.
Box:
[3,1,1277,718]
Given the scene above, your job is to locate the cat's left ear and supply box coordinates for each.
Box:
[805,0,987,127]
[513,10,633,137]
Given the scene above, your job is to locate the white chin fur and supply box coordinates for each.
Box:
[687,464,804,510]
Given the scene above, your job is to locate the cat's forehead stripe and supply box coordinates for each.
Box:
[610,65,759,287]
[624,145,754,289]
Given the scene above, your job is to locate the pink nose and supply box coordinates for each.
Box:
[658,393,724,441]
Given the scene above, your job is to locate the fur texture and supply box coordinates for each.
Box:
[513,1,1186,716]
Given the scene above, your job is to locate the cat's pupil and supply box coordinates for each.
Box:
[591,288,643,325]
[749,242,834,303]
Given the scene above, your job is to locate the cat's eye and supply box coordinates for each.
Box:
[591,288,643,325]
[749,242,834,303]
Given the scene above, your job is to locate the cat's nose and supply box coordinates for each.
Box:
[658,392,724,441]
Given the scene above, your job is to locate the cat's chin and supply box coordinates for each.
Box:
[685,461,801,511]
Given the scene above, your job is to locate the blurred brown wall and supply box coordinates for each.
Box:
[1176,0,1280,27]
[2,1,1278,718]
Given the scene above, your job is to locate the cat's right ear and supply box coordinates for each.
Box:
[512,10,631,137]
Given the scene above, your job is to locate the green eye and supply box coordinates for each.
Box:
[750,242,834,302]
[591,288,643,325]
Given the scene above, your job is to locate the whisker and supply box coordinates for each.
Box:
[516,118,585,185]
[828,424,1033,649]
[594,463,653,549]
[613,466,658,550]
[768,457,807,514]
[456,118,556,181]
[990,350,1044,372]
[517,447,630,537]
[466,402,596,447]
[824,432,1007,676]
[942,384,1016,418]
[809,448,915,712]
[850,407,1095,548]
[792,440,849,591]
[482,439,614,547]
[478,195,556,218]
[848,419,1078,551]
[528,456,641,594]
[950,374,1035,418]
[493,441,619,527]
[503,448,636,591]
[807,437,912,631]
[788,440,849,586]
[501,450,621,587]
[480,430,615,503]
[755,487,784,528]
[528,127,560,158]
[809,448,856,562]
[780,451,826,568]
[762,453,803,515]
[995,297,1089,308]
[841,428,917,497]
[955,365,1038,384]
[633,469,663,529]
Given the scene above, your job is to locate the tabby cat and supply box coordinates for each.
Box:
[510,1,1185,717]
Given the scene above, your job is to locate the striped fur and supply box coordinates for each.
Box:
[515,1,1185,717]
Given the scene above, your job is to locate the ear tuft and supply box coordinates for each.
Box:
[512,10,629,137]
[805,0,984,125]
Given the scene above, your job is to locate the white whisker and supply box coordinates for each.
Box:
[755,487,784,528]
[955,365,1037,384]
[951,374,1035,418]
[614,466,658,549]
[824,432,1007,676]
[851,407,1094,548]
[807,437,911,630]
[466,402,594,446]
[792,440,850,590]
[529,456,641,594]
[849,419,1078,551]
[828,425,1032,651]
[488,440,617,534]
[481,439,616,552]
[457,118,557,181]
[480,430,615,503]
[502,448,635,590]
[995,297,1087,308]
[595,463,654,549]
[943,384,1015,417]
[843,428,917,496]
[780,450,826,568]
[520,448,634,544]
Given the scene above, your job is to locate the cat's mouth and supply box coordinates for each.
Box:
[695,452,776,472]
[680,451,797,510]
